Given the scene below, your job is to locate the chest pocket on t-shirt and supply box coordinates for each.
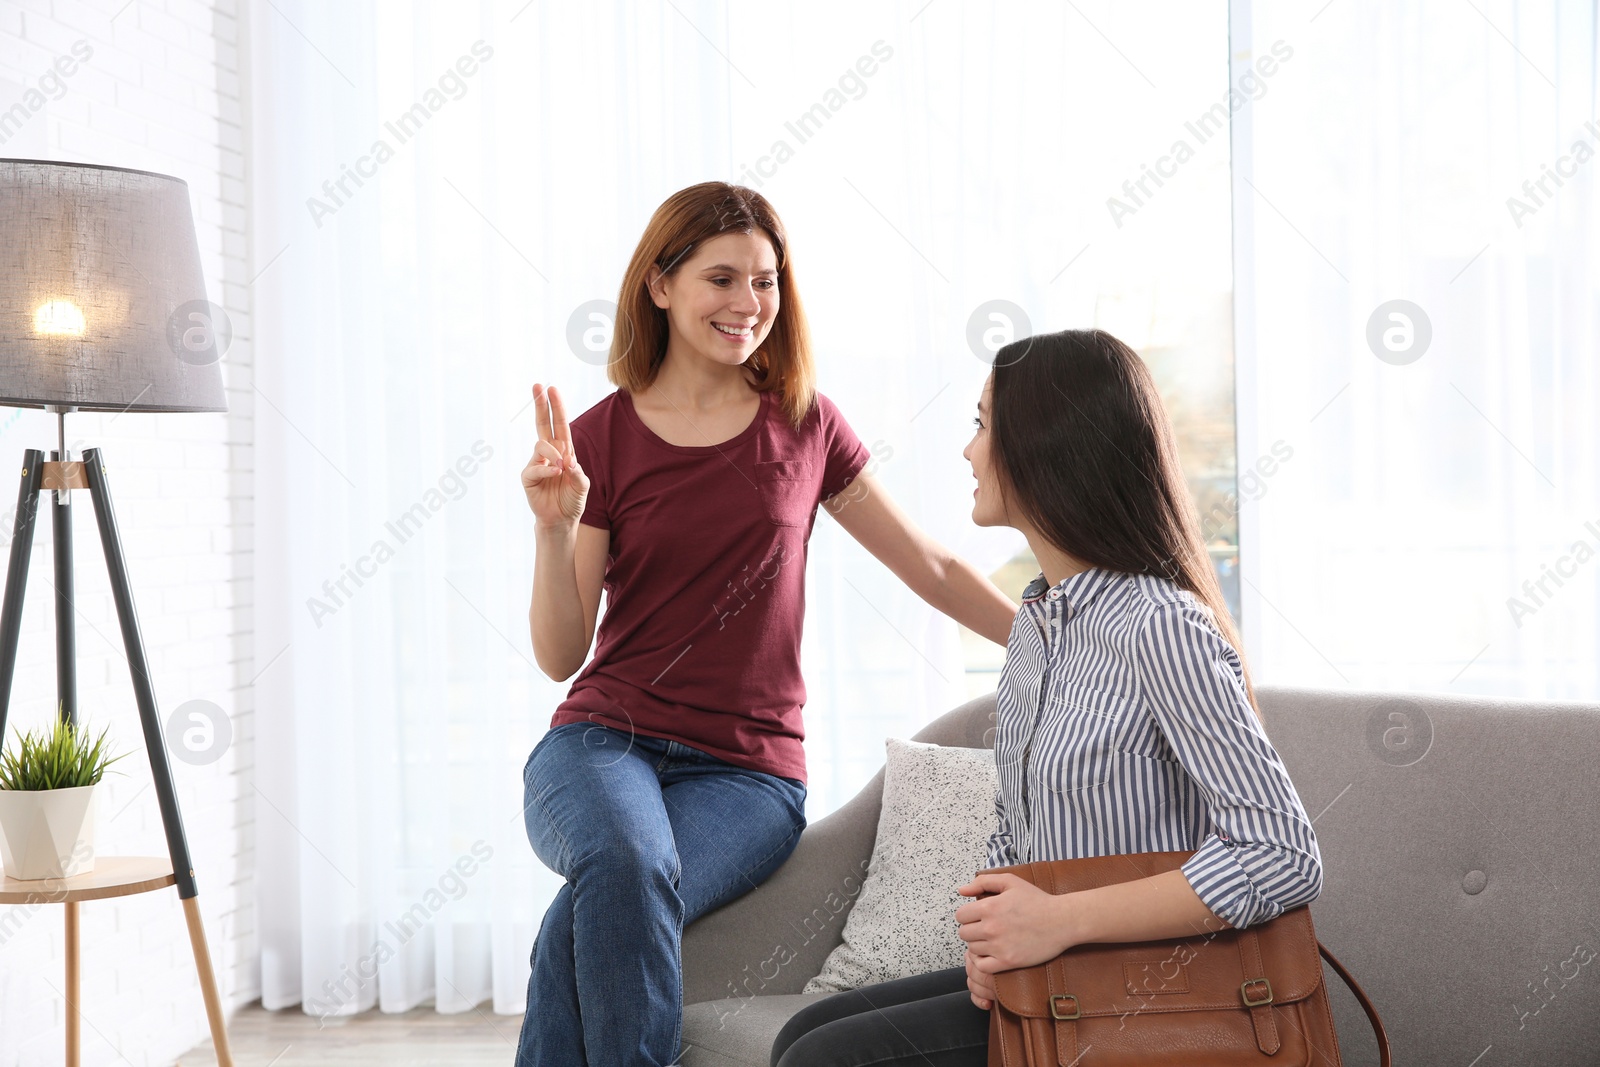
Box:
[752,459,817,527]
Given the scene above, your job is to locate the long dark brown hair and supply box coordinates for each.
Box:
[989,328,1258,716]
[608,182,816,429]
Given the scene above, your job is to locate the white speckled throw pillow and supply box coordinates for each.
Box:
[802,737,999,994]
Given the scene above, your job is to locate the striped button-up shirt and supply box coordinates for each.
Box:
[984,567,1322,930]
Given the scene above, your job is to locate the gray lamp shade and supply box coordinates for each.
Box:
[0,159,228,413]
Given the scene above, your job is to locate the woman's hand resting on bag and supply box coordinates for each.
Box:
[522,383,590,528]
[955,871,1080,1002]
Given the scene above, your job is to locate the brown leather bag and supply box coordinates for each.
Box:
[983,851,1391,1067]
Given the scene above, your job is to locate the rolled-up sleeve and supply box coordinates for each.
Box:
[1135,601,1323,930]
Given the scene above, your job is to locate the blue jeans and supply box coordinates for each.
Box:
[514,721,807,1066]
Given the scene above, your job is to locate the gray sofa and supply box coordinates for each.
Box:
[679,686,1600,1066]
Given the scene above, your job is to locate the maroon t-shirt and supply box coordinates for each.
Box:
[550,387,871,783]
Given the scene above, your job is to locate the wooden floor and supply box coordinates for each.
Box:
[177,1001,523,1065]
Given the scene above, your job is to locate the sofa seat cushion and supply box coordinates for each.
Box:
[680,992,838,1067]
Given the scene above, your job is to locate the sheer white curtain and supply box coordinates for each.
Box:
[1233,0,1600,699]
[250,0,1232,1017]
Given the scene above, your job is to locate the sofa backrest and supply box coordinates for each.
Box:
[682,687,1600,1067]
[1258,686,1600,1066]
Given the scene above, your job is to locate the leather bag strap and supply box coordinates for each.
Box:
[1317,942,1391,1067]
[1238,928,1280,1054]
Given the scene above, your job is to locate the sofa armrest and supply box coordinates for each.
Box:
[682,692,999,1006]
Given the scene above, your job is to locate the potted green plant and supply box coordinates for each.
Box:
[0,712,126,880]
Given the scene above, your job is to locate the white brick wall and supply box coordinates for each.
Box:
[0,1,255,1065]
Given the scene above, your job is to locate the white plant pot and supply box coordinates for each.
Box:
[0,784,97,880]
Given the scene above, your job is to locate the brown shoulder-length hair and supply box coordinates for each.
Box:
[989,329,1261,719]
[608,182,816,429]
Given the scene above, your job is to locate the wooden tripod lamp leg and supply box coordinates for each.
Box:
[182,896,234,1067]
[80,449,235,1062]
[65,900,79,1067]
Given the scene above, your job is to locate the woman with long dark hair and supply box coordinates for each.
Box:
[771,328,1323,1066]
[515,182,1019,1066]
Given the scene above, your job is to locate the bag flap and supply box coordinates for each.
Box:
[985,854,1325,1019]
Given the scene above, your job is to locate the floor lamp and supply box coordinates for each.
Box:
[0,159,234,1065]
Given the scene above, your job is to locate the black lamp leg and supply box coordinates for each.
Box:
[81,446,200,900]
[51,448,77,730]
[0,449,44,745]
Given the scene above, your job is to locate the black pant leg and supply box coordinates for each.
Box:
[771,967,988,1067]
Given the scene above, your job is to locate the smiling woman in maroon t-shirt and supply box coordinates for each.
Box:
[513,182,1017,1067]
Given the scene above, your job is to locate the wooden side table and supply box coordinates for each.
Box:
[0,856,234,1066]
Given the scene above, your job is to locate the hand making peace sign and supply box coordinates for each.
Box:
[521,383,591,527]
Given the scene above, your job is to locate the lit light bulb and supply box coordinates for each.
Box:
[33,300,86,337]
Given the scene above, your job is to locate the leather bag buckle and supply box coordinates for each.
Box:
[1241,977,1274,1007]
